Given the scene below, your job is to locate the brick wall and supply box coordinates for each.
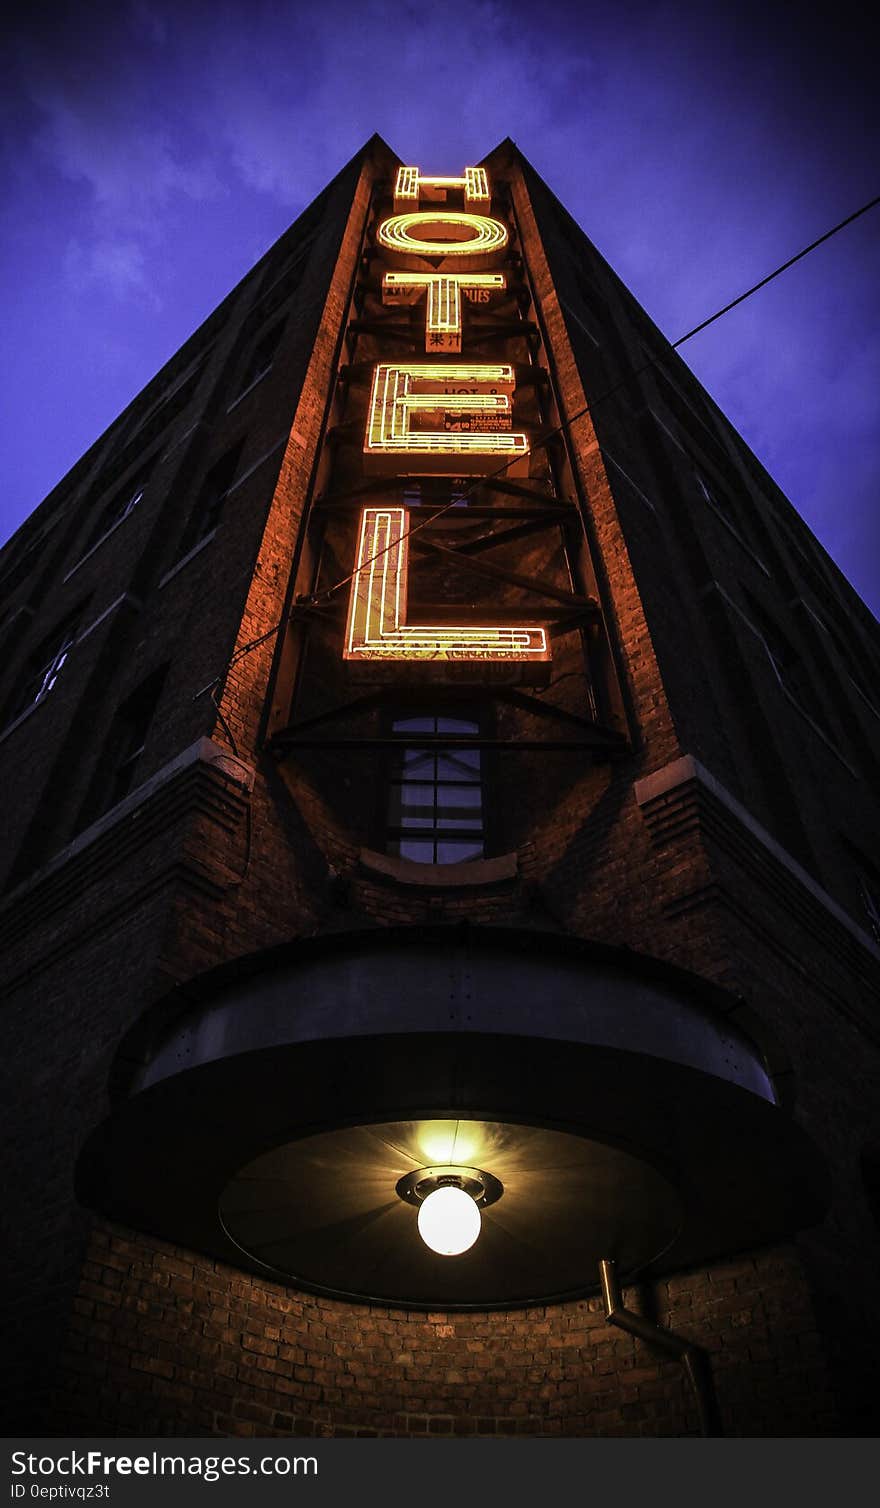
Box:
[52,1224,832,1438]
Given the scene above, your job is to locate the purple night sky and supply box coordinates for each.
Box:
[3,0,878,613]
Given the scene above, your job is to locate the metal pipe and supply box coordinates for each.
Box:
[599,1258,722,1437]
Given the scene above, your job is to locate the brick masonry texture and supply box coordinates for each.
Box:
[1,138,878,1439]
[54,1225,833,1439]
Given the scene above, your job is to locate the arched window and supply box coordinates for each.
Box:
[386,713,485,864]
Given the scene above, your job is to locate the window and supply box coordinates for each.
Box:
[251,245,311,324]
[695,471,755,552]
[696,472,730,516]
[84,473,149,554]
[857,874,880,944]
[565,317,609,389]
[126,360,205,450]
[781,524,833,604]
[179,439,245,555]
[651,363,729,472]
[3,612,80,728]
[386,713,485,864]
[233,319,286,400]
[76,665,168,829]
[743,592,831,733]
[809,605,880,719]
[0,535,43,596]
[846,847,880,945]
[402,479,469,510]
[572,263,608,330]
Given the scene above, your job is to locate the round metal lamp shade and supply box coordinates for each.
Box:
[219,1120,683,1307]
[77,927,829,1309]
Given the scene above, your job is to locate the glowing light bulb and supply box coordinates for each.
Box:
[417,1185,481,1256]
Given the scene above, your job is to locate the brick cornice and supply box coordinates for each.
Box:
[635,753,880,1000]
[0,738,254,977]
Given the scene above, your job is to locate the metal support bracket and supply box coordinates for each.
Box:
[599,1258,722,1438]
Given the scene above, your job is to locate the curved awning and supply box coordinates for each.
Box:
[77,926,828,1309]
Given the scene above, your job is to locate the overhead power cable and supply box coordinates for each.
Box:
[669,194,880,348]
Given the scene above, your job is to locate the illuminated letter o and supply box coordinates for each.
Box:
[377,211,508,259]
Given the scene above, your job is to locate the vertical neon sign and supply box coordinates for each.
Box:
[343,165,547,664]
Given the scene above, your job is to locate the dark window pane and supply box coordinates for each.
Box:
[450,747,481,771]
[235,319,285,396]
[435,751,481,780]
[396,838,436,864]
[74,664,168,832]
[392,715,437,733]
[396,748,436,778]
[436,717,479,734]
[436,839,484,863]
[86,479,147,551]
[436,785,482,828]
[5,617,79,726]
[435,783,481,807]
[390,780,436,829]
[181,439,246,554]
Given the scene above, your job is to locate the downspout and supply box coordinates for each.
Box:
[599,1258,722,1437]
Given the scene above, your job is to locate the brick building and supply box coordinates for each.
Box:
[2,136,879,1438]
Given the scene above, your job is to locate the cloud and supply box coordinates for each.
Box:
[12,4,226,222]
[3,0,877,606]
[188,0,604,204]
[31,95,225,219]
[129,0,170,47]
[63,235,159,303]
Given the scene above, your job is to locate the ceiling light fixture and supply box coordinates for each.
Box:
[396,1165,503,1257]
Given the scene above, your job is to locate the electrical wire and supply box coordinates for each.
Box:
[210,682,240,756]
[203,189,880,691]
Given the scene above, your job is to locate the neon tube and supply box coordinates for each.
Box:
[364,364,528,468]
[383,272,505,351]
[393,165,491,210]
[344,507,549,661]
[377,212,508,258]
